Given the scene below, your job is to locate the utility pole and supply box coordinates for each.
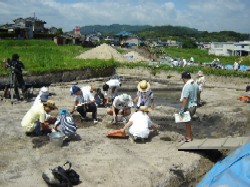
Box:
[33,12,35,32]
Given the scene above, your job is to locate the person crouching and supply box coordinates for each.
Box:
[21,100,58,136]
[120,106,158,143]
[107,93,133,123]
[70,85,98,124]
[54,109,77,140]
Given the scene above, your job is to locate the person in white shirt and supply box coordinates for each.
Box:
[107,93,133,123]
[190,57,194,63]
[103,78,121,105]
[120,106,158,142]
[70,85,98,123]
[183,58,187,67]
[133,80,154,109]
[196,70,205,106]
[234,61,239,71]
[33,87,49,106]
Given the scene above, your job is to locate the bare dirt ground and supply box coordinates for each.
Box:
[0,67,249,187]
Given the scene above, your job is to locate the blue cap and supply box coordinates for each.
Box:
[59,109,69,115]
[40,93,49,102]
[70,85,80,95]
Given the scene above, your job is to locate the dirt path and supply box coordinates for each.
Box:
[0,68,249,187]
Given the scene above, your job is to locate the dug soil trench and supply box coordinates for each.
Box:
[0,67,249,187]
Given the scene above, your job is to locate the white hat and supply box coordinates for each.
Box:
[41,87,48,93]
[106,79,121,88]
[197,71,204,77]
[119,93,130,102]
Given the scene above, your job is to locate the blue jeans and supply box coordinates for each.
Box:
[34,121,42,135]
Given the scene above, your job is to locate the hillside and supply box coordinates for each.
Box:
[80,24,151,34]
[78,24,250,42]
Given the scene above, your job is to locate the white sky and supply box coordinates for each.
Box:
[0,0,249,33]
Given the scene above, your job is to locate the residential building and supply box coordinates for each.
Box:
[145,40,182,48]
[197,42,211,50]
[114,31,139,47]
[209,41,250,56]
[13,17,46,32]
[0,16,47,39]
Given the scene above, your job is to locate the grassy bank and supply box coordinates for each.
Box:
[162,47,250,65]
[0,40,116,76]
[119,61,250,78]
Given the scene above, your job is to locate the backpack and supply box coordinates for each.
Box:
[43,161,80,187]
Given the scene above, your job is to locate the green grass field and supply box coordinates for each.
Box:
[0,40,116,75]
[0,40,249,78]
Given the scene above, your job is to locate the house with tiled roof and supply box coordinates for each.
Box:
[114,31,139,47]
[0,17,49,39]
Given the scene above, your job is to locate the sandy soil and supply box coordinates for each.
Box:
[0,67,249,187]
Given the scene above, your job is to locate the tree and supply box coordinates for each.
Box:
[55,28,63,35]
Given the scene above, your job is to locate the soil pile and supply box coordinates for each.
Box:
[123,51,150,62]
[76,43,127,62]
[76,44,150,63]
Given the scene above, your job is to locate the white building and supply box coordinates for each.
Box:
[209,41,250,56]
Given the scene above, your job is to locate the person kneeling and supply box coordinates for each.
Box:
[120,106,158,143]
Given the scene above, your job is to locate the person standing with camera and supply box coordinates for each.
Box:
[3,54,26,100]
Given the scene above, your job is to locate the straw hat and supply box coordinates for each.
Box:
[139,106,151,112]
[44,100,58,110]
[197,70,204,77]
[90,85,97,92]
[137,80,150,92]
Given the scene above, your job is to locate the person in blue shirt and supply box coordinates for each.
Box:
[179,71,199,142]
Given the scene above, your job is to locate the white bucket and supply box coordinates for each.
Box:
[48,131,65,147]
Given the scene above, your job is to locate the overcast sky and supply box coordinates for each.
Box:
[0,0,249,33]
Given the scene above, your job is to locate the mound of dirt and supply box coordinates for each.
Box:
[76,43,128,62]
[76,44,151,63]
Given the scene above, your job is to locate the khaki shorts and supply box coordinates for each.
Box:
[186,107,196,117]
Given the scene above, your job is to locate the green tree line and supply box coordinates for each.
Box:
[79,24,250,46]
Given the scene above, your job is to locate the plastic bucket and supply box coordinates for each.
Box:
[48,131,65,147]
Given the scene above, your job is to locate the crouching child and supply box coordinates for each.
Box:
[54,109,77,140]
